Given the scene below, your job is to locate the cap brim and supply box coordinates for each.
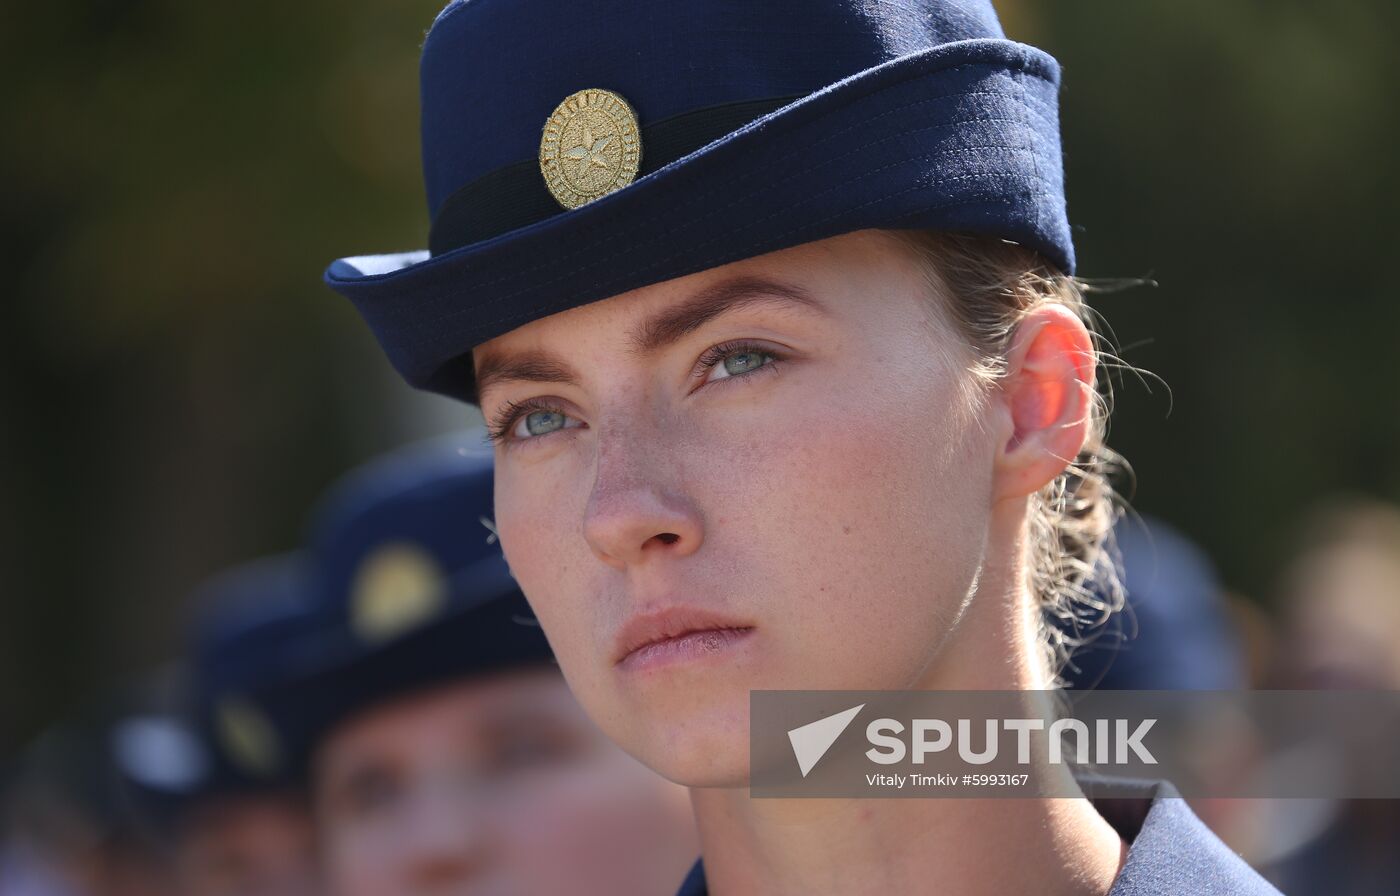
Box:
[251,589,554,774]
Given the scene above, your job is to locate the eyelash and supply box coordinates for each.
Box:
[485,340,782,446]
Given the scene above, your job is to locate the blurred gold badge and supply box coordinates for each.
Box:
[215,696,281,777]
[539,88,642,210]
[350,542,447,643]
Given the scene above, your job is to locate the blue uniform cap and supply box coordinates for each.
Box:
[112,553,317,829]
[325,0,1074,403]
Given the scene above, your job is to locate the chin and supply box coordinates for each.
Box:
[639,722,753,789]
[610,680,754,788]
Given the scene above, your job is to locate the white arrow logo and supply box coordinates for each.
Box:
[788,704,865,777]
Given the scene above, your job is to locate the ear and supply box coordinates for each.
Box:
[991,303,1096,501]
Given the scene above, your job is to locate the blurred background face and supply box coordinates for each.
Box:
[1279,505,1400,690]
[481,232,1001,787]
[312,667,697,896]
[174,795,318,896]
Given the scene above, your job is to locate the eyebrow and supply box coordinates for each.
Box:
[474,276,826,399]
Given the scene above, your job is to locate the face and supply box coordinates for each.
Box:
[313,667,697,896]
[1286,542,1400,689]
[478,231,1006,786]
[175,794,319,896]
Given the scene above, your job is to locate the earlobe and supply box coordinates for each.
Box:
[993,304,1096,500]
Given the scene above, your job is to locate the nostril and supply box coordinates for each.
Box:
[653,532,681,546]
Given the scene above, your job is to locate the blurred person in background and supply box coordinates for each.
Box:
[1060,513,1245,692]
[1,698,174,896]
[1257,497,1400,895]
[240,439,698,896]
[1273,498,1400,692]
[111,555,322,896]
[1058,513,1260,854]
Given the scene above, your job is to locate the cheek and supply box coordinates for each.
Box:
[323,826,390,896]
[498,466,572,596]
[712,357,993,682]
[496,469,600,682]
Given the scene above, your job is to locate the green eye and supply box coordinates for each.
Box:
[522,410,567,437]
[490,401,580,445]
[700,343,778,384]
[721,350,771,377]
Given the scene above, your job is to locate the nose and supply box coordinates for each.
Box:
[398,783,492,889]
[583,436,704,570]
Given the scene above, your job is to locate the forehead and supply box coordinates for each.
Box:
[471,230,929,391]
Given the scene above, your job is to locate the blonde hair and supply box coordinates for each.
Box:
[890,230,1130,684]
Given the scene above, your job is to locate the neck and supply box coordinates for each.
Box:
[690,790,1126,896]
[688,497,1127,896]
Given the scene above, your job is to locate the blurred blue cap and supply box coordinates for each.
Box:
[247,438,554,772]
[112,553,317,831]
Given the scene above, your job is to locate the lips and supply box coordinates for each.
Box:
[613,606,754,669]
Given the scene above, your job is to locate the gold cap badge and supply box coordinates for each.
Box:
[215,696,281,777]
[539,88,642,210]
[350,542,447,643]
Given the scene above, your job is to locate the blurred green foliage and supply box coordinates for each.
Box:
[0,0,455,752]
[1016,0,1400,599]
[2,1,1397,753]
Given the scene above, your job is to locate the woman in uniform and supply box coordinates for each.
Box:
[323,0,1282,892]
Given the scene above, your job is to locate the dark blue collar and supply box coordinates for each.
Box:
[674,778,1279,895]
